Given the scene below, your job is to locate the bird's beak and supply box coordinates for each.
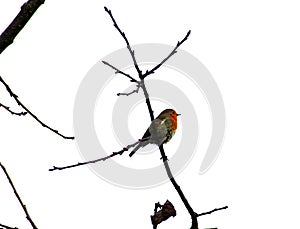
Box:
[177,114,181,116]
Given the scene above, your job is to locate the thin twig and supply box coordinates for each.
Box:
[49,141,140,171]
[102,61,138,82]
[0,0,45,54]
[104,7,143,77]
[0,75,74,139]
[0,102,27,116]
[0,223,18,229]
[0,163,38,229]
[196,206,228,217]
[142,30,191,79]
[117,83,141,96]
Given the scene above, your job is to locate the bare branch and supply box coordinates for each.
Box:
[49,141,140,171]
[0,163,38,229]
[104,6,143,77]
[117,82,141,96]
[159,145,199,228]
[140,70,198,227]
[0,0,45,55]
[0,102,27,116]
[102,60,138,82]
[140,80,155,121]
[196,206,228,217]
[142,30,191,79]
[0,75,74,140]
[0,223,18,229]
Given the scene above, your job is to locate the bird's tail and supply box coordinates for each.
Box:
[129,141,147,157]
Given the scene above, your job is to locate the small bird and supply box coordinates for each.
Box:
[129,109,180,157]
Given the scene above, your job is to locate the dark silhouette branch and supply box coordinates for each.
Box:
[49,141,141,171]
[104,7,143,77]
[140,80,155,120]
[159,146,198,229]
[0,0,45,55]
[117,83,141,96]
[0,223,18,229]
[0,102,27,116]
[0,163,38,229]
[0,75,74,139]
[196,206,228,217]
[142,30,191,79]
[102,61,138,83]
[136,58,199,228]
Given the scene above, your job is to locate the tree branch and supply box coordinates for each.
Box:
[49,141,140,171]
[117,83,141,96]
[0,223,18,229]
[140,74,198,228]
[0,163,38,229]
[0,75,74,139]
[159,146,199,228]
[0,102,27,116]
[196,206,228,217]
[102,60,138,83]
[142,30,191,79]
[140,80,154,120]
[0,0,45,55]
[104,7,143,77]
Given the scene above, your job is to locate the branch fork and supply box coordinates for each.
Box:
[49,6,228,229]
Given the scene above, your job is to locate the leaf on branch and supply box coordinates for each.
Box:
[151,200,176,229]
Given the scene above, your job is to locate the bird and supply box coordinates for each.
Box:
[129,109,180,157]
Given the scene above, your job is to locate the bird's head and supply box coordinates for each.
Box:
[157,109,181,120]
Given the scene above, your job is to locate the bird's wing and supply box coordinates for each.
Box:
[149,119,168,145]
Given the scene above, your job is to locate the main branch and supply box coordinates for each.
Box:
[139,78,198,228]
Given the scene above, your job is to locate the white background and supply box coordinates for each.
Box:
[1,0,300,228]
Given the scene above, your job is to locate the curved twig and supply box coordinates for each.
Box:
[0,76,74,139]
[0,102,27,116]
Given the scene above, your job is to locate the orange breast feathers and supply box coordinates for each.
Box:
[169,113,178,131]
